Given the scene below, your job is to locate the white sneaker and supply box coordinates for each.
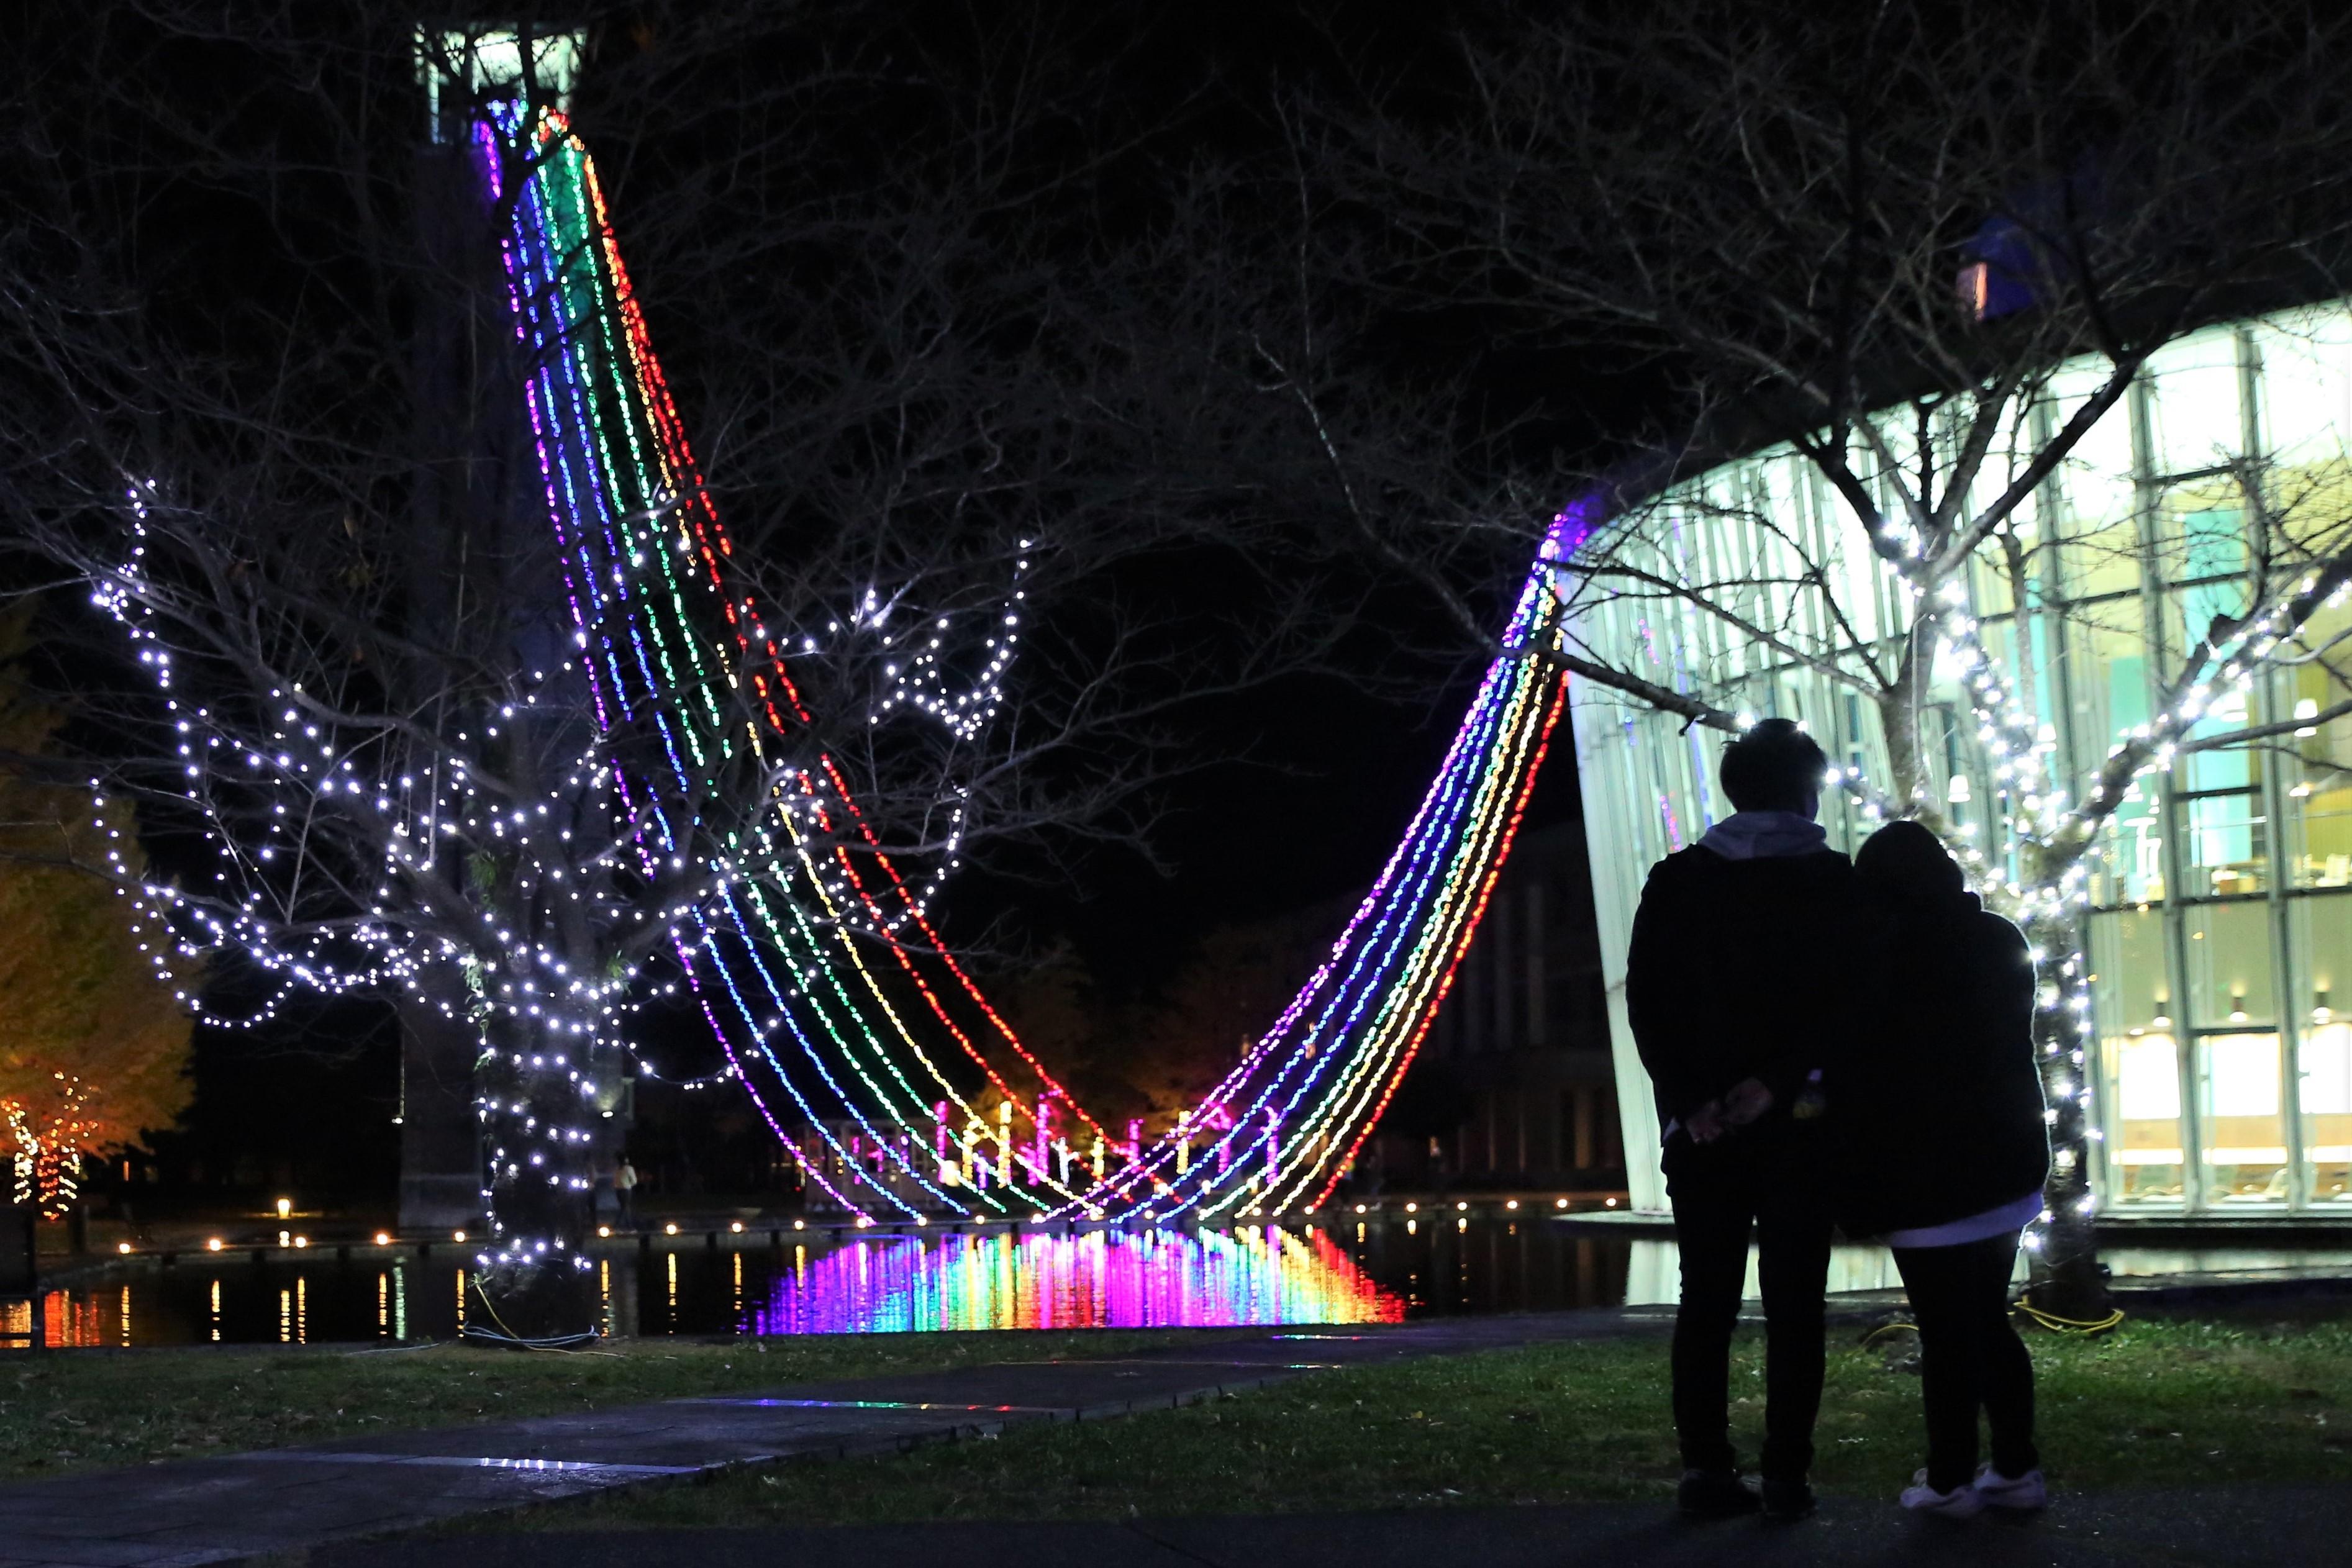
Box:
[1900,1469,1985,1517]
[1973,1464,2048,1510]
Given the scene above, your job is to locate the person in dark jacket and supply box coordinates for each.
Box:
[1625,718,1859,1522]
[1838,820,2050,1517]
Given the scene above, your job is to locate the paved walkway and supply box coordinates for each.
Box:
[0,1313,1643,1567]
[301,1487,2352,1568]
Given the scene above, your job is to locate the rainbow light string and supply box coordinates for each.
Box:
[483,104,1589,1225]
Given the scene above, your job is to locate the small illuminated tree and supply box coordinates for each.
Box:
[0,618,195,1217]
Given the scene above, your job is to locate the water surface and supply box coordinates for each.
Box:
[7,1217,1624,1345]
[10,1220,2342,1347]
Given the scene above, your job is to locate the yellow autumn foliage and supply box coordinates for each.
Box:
[0,615,194,1158]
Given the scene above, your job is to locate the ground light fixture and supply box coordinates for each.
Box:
[293,1236,309,1248]
[793,1219,806,1230]
[665,1222,679,1235]
[275,1197,292,1220]
[597,1225,611,1238]
[1405,1202,1417,1212]
[729,1221,743,1233]
[117,1241,134,1254]
[1555,1197,1569,1208]
[1505,1199,1519,1210]
[375,1232,393,1245]
[452,1230,466,1242]
[206,1238,222,1251]
[1456,1202,1468,1211]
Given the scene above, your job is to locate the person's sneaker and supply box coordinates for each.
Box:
[1899,1469,1985,1518]
[1973,1464,2048,1510]
[1678,1468,1761,1518]
[1760,1476,1816,1521]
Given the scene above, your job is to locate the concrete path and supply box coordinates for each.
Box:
[297,1487,2352,1568]
[0,1312,1648,1567]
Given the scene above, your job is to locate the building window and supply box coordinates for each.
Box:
[2199,1032,2289,1203]
[2107,1031,2184,1203]
[2302,1017,2352,1203]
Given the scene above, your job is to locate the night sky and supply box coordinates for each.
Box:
[976,654,1585,999]
[876,0,1598,990]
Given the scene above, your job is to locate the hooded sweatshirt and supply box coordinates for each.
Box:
[1696,809,1830,861]
[1833,833,2051,1238]
[1625,811,1859,1164]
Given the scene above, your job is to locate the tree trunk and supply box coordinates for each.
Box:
[396,990,482,1236]
[1891,618,2110,1320]
[471,1007,605,1342]
[1877,626,1935,813]
[2019,904,2112,1322]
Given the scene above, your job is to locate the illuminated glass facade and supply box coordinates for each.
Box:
[1571,307,2352,1218]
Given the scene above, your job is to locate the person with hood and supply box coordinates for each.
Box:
[1625,718,1859,1521]
[1839,820,2050,1518]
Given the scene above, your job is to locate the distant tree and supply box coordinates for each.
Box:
[0,613,194,1214]
[991,945,1110,1105]
[1125,912,1345,1131]
[994,910,1338,1135]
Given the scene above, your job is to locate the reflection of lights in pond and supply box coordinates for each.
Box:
[747,1226,1403,1335]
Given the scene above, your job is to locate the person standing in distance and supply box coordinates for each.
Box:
[1625,718,1859,1522]
[614,1158,638,1226]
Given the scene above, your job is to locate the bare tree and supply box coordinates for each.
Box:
[1269,1,2352,1316]
[0,2,1378,1338]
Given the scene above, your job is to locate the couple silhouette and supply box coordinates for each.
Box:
[1627,718,2051,1521]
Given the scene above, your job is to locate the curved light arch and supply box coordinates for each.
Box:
[486,104,1586,1223]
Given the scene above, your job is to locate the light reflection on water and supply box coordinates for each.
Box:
[3,1260,457,1349]
[9,1223,2343,1347]
[1,1225,1410,1346]
[745,1226,1402,1334]
[2,1223,1430,1345]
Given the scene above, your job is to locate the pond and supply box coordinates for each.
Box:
[9,1217,1626,1346]
[8,1219,2348,1347]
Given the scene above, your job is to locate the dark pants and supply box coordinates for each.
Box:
[1666,1131,1834,1482]
[1892,1234,2038,1491]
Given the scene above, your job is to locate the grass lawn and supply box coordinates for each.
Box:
[491,1305,2352,1530]
[0,1329,1227,1480]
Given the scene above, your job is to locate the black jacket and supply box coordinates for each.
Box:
[1833,894,2051,1238]
[1624,844,1861,1159]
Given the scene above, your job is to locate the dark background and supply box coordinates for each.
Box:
[99,1,1607,1215]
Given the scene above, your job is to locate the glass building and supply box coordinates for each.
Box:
[1571,305,2352,1220]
